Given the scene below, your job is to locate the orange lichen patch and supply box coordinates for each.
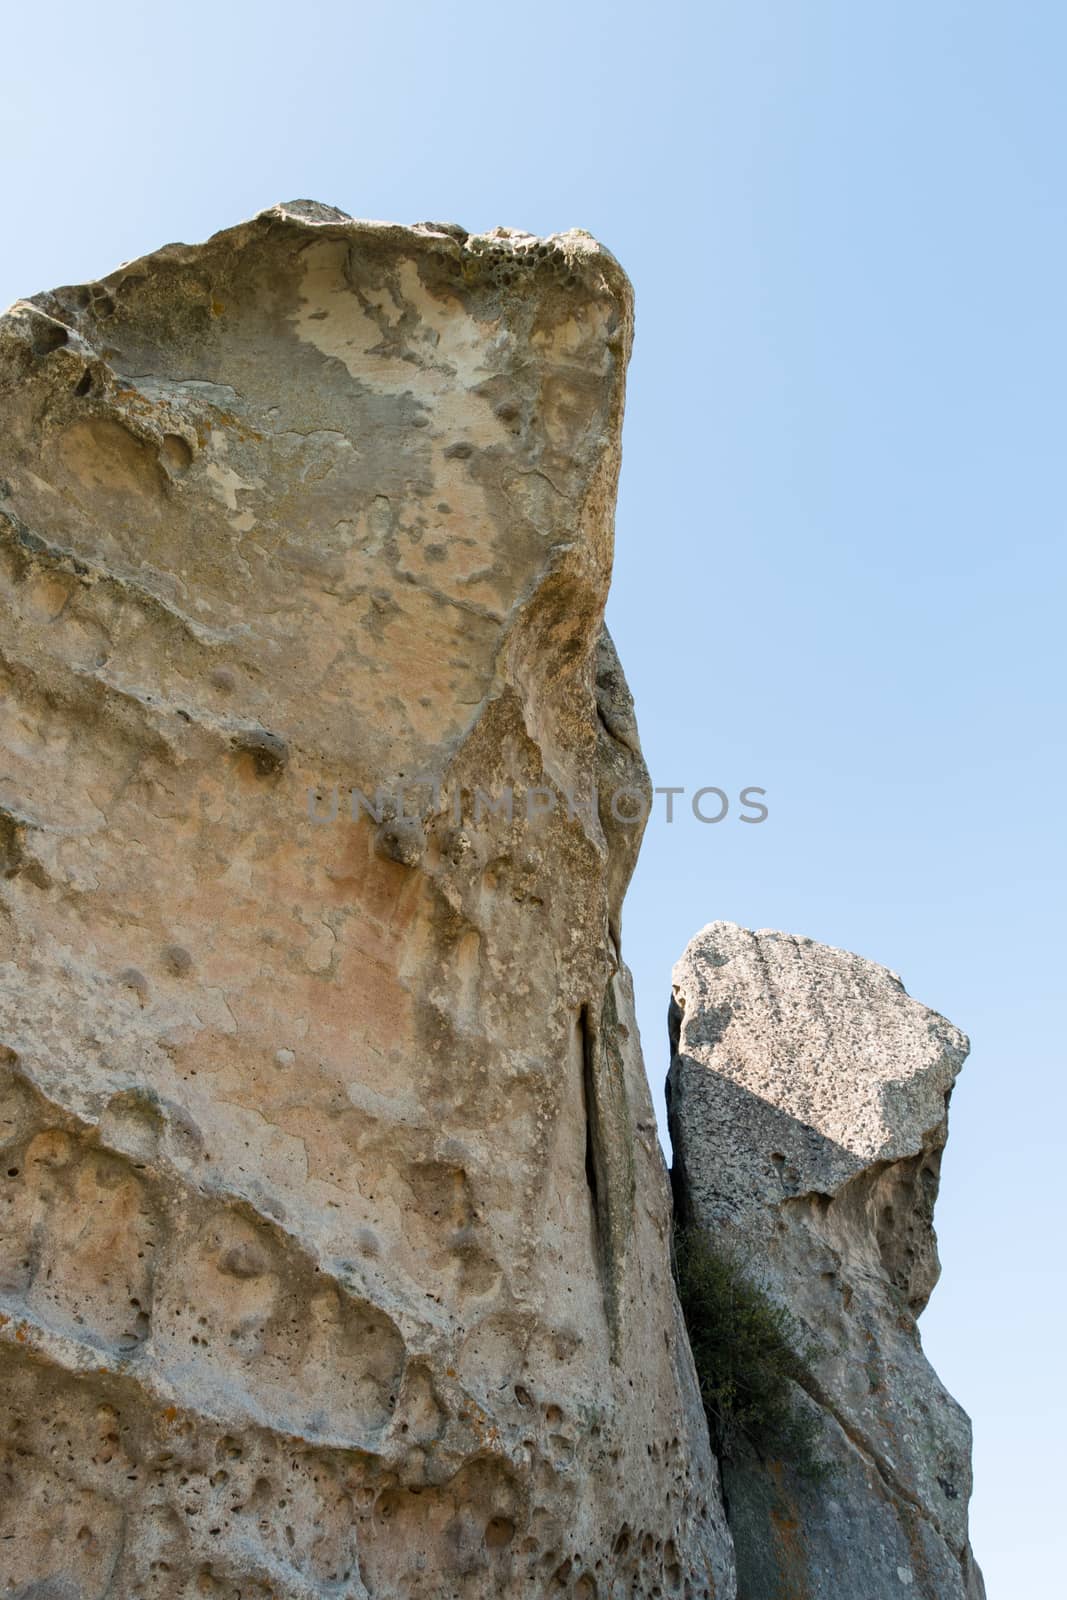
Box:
[167,401,264,447]
[766,1465,812,1600]
[211,300,225,317]
[900,1503,939,1599]
[768,1503,799,1536]
[122,393,160,411]
[209,407,263,443]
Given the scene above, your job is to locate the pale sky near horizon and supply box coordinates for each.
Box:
[4,3,1065,1591]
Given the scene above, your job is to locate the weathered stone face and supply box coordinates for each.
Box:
[668,922,984,1600]
[0,204,734,1599]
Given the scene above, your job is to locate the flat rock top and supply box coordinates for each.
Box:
[9,198,630,319]
[669,922,969,1213]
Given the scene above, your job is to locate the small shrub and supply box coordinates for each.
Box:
[673,1226,829,1479]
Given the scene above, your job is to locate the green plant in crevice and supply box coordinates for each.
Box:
[673,1226,830,1481]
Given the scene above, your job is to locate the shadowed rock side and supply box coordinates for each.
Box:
[0,204,735,1598]
[668,922,984,1600]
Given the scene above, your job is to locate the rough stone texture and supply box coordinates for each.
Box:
[0,204,735,1599]
[668,922,984,1600]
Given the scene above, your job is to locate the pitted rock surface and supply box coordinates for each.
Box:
[0,205,735,1600]
[669,922,984,1600]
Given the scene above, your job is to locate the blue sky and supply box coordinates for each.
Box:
[5,2,1064,1589]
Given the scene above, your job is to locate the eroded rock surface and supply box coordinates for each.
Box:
[0,204,734,1599]
[669,922,983,1600]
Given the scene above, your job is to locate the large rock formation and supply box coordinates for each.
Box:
[668,923,984,1600]
[0,204,735,1599]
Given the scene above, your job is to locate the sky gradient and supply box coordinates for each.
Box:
[5,4,1064,1589]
